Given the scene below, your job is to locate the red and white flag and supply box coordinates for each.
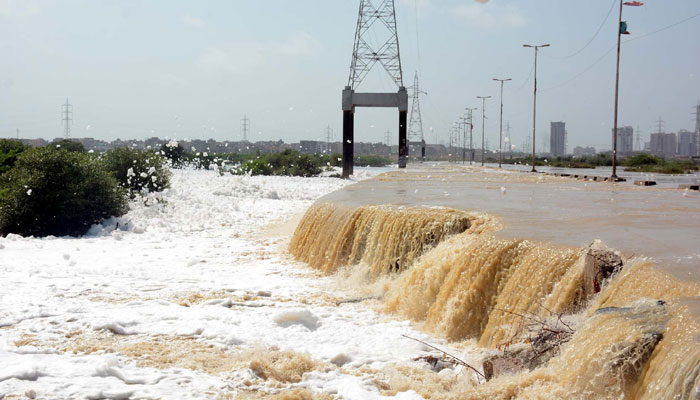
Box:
[623,1,644,6]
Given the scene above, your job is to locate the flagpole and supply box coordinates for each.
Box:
[612,0,623,180]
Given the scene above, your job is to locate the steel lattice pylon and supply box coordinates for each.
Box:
[348,0,403,90]
[407,72,425,143]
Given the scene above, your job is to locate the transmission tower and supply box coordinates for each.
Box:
[635,125,642,152]
[384,130,392,146]
[348,0,403,90]
[407,72,426,162]
[655,117,665,134]
[342,0,408,177]
[61,99,73,139]
[505,122,512,159]
[240,115,250,142]
[324,125,334,153]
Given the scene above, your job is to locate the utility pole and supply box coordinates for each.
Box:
[459,115,469,164]
[476,96,491,166]
[612,0,643,179]
[61,99,73,139]
[241,115,250,142]
[493,78,512,168]
[466,108,477,165]
[523,43,549,172]
[16,128,19,139]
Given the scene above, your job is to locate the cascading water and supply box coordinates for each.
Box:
[289,191,700,398]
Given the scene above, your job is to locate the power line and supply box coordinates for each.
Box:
[624,11,700,43]
[551,0,617,60]
[542,45,616,92]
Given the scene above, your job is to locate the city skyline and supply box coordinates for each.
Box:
[1,0,699,151]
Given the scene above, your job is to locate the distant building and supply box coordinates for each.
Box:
[613,126,634,155]
[573,146,596,156]
[678,130,697,157]
[650,132,677,158]
[550,122,567,156]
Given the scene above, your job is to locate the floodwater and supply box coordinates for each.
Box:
[289,164,700,399]
[320,164,700,279]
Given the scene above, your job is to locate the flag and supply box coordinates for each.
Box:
[623,1,644,6]
[620,21,631,35]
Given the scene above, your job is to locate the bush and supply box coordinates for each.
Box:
[238,158,273,176]
[102,147,171,196]
[160,141,186,167]
[51,139,85,153]
[0,139,27,175]
[0,148,127,237]
[237,150,323,177]
[623,153,661,167]
[354,155,392,167]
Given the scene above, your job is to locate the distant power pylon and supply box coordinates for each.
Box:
[655,117,665,134]
[635,125,642,151]
[407,72,426,162]
[384,130,392,146]
[324,125,334,153]
[240,115,250,142]
[61,99,73,138]
[505,122,512,159]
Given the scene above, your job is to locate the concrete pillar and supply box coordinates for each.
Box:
[399,111,408,168]
[342,110,354,178]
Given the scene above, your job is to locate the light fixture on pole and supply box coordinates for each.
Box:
[476,96,491,167]
[523,43,550,172]
[612,0,644,179]
[493,78,512,168]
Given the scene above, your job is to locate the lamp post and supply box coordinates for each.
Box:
[523,43,550,172]
[476,96,491,166]
[493,78,512,168]
[466,108,478,165]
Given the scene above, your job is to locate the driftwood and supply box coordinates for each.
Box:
[485,305,575,381]
[402,335,486,382]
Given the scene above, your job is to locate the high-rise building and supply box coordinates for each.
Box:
[650,132,678,158]
[613,126,634,155]
[550,121,566,156]
[678,130,697,157]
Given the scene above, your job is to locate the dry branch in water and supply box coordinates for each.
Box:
[401,334,486,383]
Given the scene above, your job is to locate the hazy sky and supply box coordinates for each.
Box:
[1,0,699,152]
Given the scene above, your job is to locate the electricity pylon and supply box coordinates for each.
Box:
[62,99,73,139]
[342,0,408,177]
[407,72,426,162]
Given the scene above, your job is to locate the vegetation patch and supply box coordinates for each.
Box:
[102,147,171,196]
[0,147,127,237]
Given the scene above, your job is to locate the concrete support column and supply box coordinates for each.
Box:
[342,110,354,178]
[398,110,408,168]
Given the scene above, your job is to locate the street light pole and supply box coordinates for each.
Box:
[476,96,491,167]
[523,43,550,172]
[611,0,625,179]
[493,78,512,168]
[465,108,477,165]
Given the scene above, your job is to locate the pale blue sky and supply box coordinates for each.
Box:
[1,0,699,152]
